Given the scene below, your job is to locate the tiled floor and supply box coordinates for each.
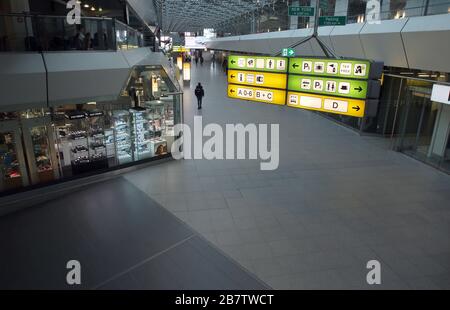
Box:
[0,178,268,290]
[123,60,450,289]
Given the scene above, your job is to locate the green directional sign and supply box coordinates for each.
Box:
[289,6,315,17]
[319,16,347,26]
[282,48,295,57]
[228,55,288,73]
[289,58,372,80]
[288,75,369,100]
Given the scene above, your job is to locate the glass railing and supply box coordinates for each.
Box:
[0,13,145,52]
[217,0,450,36]
[115,20,144,51]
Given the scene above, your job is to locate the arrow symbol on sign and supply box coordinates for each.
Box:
[354,86,363,92]
[293,63,299,69]
[352,106,361,112]
[230,89,235,93]
[231,60,236,64]
[231,75,235,78]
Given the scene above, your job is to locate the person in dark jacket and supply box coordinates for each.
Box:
[195,83,205,110]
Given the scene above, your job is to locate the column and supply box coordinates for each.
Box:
[334,0,349,16]
[290,0,299,30]
[309,0,317,28]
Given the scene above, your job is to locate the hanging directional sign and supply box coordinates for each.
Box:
[228,70,287,90]
[288,74,374,100]
[228,84,286,106]
[282,48,296,57]
[289,6,315,17]
[289,58,376,80]
[287,91,366,118]
[228,55,288,73]
[319,16,347,26]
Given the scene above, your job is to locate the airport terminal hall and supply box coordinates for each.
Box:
[1,0,450,296]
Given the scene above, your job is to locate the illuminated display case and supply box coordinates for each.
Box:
[86,111,108,169]
[130,108,153,160]
[0,120,29,192]
[22,117,59,184]
[112,110,133,165]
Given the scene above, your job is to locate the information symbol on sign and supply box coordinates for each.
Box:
[290,95,299,105]
[247,58,255,68]
[238,73,245,83]
[301,79,312,90]
[246,74,255,84]
[266,59,275,70]
[326,81,337,93]
[237,58,246,68]
[340,63,352,75]
[327,63,338,74]
[339,82,350,94]
[303,61,313,72]
[313,80,324,91]
[256,59,265,69]
[354,64,366,76]
[256,75,264,84]
[277,60,286,70]
[314,62,325,73]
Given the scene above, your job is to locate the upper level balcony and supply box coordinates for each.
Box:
[0,13,145,52]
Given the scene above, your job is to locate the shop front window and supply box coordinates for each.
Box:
[30,126,55,183]
[0,131,23,191]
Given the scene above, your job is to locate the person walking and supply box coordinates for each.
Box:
[195,83,205,110]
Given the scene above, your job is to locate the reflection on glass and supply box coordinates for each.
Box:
[30,126,53,174]
[0,132,22,191]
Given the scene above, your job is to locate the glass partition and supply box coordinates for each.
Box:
[0,14,144,52]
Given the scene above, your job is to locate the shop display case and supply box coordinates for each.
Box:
[21,117,59,185]
[112,110,133,165]
[64,111,90,175]
[0,120,29,192]
[130,108,153,160]
[86,111,108,170]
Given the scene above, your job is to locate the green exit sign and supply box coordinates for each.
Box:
[289,6,315,17]
[319,16,347,26]
[282,48,295,57]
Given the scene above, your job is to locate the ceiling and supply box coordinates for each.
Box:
[128,0,275,32]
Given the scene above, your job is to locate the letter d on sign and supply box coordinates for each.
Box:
[66,260,81,285]
[366,260,381,285]
[66,0,81,25]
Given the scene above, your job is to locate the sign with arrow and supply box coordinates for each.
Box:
[228,85,286,106]
[282,48,296,57]
[287,91,366,118]
[288,74,371,100]
[289,6,315,17]
[228,55,288,73]
[289,58,376,80]
[228,70,287,90]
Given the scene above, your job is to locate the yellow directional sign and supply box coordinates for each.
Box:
[287,91,366,118]
[228,70,287,90]
[228,84,286,106]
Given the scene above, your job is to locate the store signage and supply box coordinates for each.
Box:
[228,55,288,73]
[319,16,347,26]
[287,91,366,118]
[65,111,86,120]
[183,63,191,81]
[86,111,104,118]
[228,70,287,90]
[289,6,315,17]
[177,56,183,70]
[431,84,450,105]
[288,74,370,100]
[173,46,187,53]
[228,85,286,106]
[289,58,373,80]
[282,48,296,57]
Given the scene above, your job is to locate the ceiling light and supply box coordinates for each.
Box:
[84,4,89,8]
[91,6,95,11]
